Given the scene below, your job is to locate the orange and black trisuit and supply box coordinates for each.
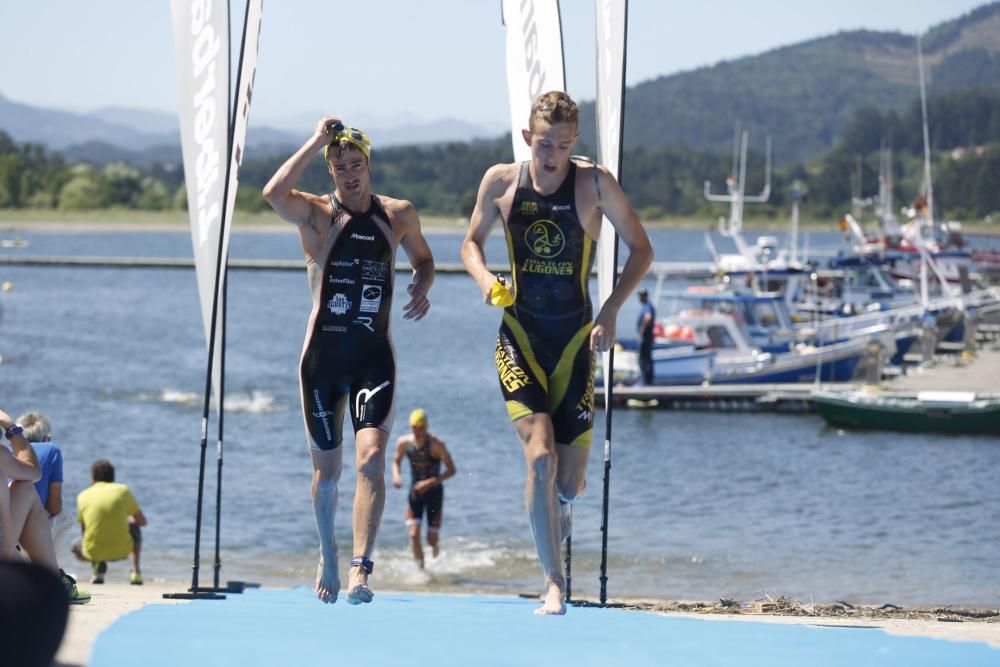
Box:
[495,161,596,447]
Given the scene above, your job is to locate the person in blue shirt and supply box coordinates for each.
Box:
[1,408,88,604]
[18,412,74,558]
[17,413,63,518]
[637,288,656,385]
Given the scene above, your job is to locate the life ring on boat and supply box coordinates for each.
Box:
[662,323,694,341]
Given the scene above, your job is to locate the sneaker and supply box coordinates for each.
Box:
[129,571,143,586]
[91,561,107,584]
[61,570,91,604]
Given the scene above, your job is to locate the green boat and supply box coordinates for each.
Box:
[811,390,1000,435]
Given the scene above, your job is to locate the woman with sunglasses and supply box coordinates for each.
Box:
[264,117,435,606]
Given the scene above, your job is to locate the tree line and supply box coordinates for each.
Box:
[1,86,998,223]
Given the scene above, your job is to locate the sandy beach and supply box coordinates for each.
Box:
[56,582,1000,666]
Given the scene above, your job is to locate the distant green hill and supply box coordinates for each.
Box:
[578,2,1000,162]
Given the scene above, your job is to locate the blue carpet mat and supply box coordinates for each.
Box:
[90,589,998,667]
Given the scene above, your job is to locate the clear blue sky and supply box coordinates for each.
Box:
[0,1,990,129]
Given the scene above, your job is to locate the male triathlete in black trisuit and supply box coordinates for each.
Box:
[264,117,434,606]
[391,409,456,569]
[462,91,653,615]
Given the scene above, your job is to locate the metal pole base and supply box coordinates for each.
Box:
[163,591,226,600]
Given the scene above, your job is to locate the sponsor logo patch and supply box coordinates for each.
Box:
[328,276,355,285]
[519,201,539,215]
[495,339,531,392]
[321,325,347,333]
[351,232,375,242]
[361,259,388,282]
[355,380,391,423]
[327,293,351,315]
[360,284,382,313]
[353,316,374,332]
[525,219,565,258]
[312,390,334,441]
[576,362,595,414]
[521,258,573,275]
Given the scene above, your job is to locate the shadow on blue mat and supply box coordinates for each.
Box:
[91,588,997,667]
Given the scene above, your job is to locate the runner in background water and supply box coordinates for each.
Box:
[392,408,456,569]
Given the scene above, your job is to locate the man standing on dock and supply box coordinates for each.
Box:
[637,288,656,385]
[461,91,652,614]
[264,117,435,605]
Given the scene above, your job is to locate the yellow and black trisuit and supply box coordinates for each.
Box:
[495,161,596,447]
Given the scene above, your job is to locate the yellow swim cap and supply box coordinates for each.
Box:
[409,408,428,426]
[324,124,372,162]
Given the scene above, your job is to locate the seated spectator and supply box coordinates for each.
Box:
[72,459,147,585]
[18,411,75,555]
[0,407,88,604]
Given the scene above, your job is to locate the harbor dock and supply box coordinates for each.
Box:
[599,342,1000,411]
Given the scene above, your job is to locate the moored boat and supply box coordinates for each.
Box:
[811,389,1000,435]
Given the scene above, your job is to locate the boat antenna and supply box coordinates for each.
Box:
[917,34,934,225]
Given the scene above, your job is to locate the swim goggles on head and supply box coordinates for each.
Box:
[324,122,371,161]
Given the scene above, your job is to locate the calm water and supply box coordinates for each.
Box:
[1,225,998,606]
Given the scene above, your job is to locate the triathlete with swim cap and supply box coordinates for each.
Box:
[391,408,456,569]
[461,91,653,615]
[264,116,434,606]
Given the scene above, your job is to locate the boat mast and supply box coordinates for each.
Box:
[916,34,933,307]
[704,129,771,267]
[917,34,934,226]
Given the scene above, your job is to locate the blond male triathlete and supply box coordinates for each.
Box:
[461,91,652,614]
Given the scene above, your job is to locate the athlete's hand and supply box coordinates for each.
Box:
[590,305,618,352]
[403,283,430,320]
[413,479,436,494]
[484,275,515,307]
[392,474,402,489]
[314,115,344,141]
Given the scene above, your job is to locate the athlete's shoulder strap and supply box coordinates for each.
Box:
[328,193,345,221]
[556,161,578,199]
[571,156,602,202]
[369,194,392,228]
[516,161,532,190]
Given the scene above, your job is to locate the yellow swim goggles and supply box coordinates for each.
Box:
[324,122,371,161]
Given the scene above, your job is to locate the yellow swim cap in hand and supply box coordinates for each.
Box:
[489,280,514,307]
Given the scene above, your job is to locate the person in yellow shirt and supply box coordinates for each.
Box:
[71,459,147,585]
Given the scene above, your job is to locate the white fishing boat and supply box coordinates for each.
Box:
[612,310,870,386]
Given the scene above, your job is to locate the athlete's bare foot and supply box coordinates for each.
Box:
[534,581,567,615]
[315,554,340,604]
[431,542,439,559]
[346,564,374,605]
